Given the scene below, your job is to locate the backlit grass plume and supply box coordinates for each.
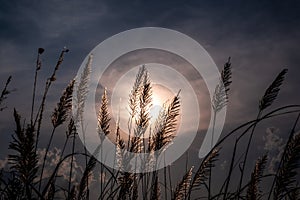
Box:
[259,69,288,111]
[52,79,75,128]
[150,92,180,154]
[128,65,146,120]
[190,148,219,191]
[73,54,93,197]
[39,79,75,192]
[246,155,267,200]
[77,156,97,200]
[97,88,111,142]
[274,132,300,200]
[74,54,93,123]
[212,57,232,113]
[127,65,152,154]
[9,109,38,199]
[174,166,193,200]
[133,69,152,141]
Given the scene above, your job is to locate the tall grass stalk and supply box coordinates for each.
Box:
[209,57,232,199]
[268,112,300,199]
[30,48,44,125]
[73,54,92,198]
[97,88,111,199]
[34,48,69,152]
[246,154,267,200]
[38,79,74,192]
[237,69,288,197]
[68,132,77,198]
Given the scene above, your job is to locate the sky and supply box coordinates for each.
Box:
[0,0,300,198]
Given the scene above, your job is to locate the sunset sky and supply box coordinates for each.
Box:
[0,0,300,197]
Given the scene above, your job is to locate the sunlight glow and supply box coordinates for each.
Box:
[149,92,163,124]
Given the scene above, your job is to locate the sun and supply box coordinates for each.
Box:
[149,92,163,124]
[149,84,175,124]
[152,92,163,106]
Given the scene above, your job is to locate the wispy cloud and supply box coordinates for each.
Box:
[263,127,285,173]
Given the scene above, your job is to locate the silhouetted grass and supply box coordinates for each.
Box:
[0,48,299,200]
